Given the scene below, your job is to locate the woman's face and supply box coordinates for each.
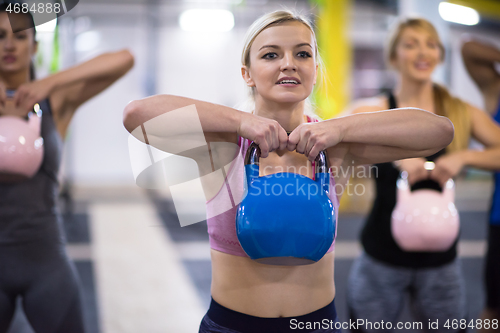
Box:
[242,21,318,105]
[392,27,442,82]
[0,12,36,76]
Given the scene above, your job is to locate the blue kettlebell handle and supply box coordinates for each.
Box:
[244,140,330,192]
[244,142,328,171]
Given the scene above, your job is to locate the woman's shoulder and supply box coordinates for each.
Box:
[347,95,389,115]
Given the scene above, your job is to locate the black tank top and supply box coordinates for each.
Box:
[0,98,65,244]
[360,92,458,268]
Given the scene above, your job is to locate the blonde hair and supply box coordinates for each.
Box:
[387,18,470,153]
[432,83,471,153]
[241,10,319,68]
[236,9,324,118]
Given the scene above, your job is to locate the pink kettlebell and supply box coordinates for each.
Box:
[0,102,44,182]
[391,170,459,252]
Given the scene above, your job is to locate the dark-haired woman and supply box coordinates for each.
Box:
[0,4,134,332]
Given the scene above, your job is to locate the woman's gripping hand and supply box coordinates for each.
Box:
[237,112,288,158]
[288,120,343,162]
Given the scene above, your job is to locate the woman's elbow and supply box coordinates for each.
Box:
[114,49,135,74]
[122,49,135,71]
[437,116,455,148]
[123,100,141,133]
[116,49,135,73]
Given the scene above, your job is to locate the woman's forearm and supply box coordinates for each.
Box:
[123,94,243,135]
[463,148,500,170]
[462,40,500,65]
[47,49,134,92]
[337,108,454,151]
[125,95,296,158]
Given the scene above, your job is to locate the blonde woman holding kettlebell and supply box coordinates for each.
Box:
[124,10,453,333]
[347,18,500,333]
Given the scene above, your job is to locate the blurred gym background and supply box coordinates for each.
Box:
[6,0,500,332]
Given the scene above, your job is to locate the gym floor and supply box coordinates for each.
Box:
[6,179,490,333]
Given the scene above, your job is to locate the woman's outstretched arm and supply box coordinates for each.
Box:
[288,107,454,165]
[13,49,135,136]
[123,94,289,158]
[461,39,500,99]
[124,94,289,201]
[429,104,500,184]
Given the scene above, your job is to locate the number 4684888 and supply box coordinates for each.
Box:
[444,319,499,330]
[6,2,62,14]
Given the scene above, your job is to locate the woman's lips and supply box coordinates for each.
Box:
[414,61,431,70]
[276,77,301,87]
[277,83,300,87]
[2,55,17,63]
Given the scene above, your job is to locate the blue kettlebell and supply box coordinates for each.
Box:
[236,142,336,265]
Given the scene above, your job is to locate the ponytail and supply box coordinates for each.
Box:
[433,83,471,153]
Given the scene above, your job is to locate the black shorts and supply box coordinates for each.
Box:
[199,297,341,333]
[486,224,500,309]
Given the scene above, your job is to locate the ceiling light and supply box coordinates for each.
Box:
[179,9,234,32]
[439,2,480,26]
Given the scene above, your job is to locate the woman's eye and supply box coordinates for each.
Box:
[262,52,277,59]
[298,51,312,58]
[16,34,27,40]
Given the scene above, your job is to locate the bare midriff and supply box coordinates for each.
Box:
[210,249,336,318]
